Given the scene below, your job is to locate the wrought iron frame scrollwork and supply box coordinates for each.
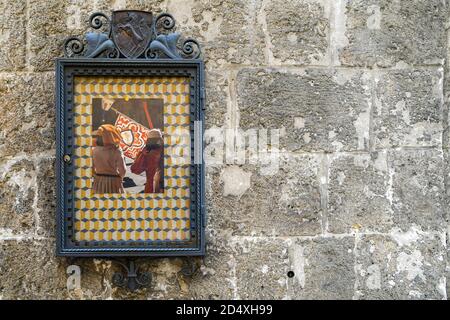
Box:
[111,259,152,291]
[63,11,201,60]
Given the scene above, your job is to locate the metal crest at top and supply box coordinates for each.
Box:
[112,10,153,59]
[63,10,201,60]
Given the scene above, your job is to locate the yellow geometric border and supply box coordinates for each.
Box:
[72,76,191,242]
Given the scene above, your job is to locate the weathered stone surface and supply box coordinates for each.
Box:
[28,0,127,71]
[262,0,330,65]
[338,0,448,67]
[188,231,235,299]
[447,226,450,300]
[0,239,68,299]
[28,0,263,70]
[0,0,448,301]
[233,237,289,299]
[287,237,355,299]
[207,154,323,237]
[355,232,446,300]
[64,258,115,300]
[373,69,443,149]
[0,72,55,157]
[0,158,36,234]
[204,68,230,128]
[0,0,27,71]
[389,149,445,232]
[168,0,265,68]
[237,68,371,152]
[328,149,445,234]
[29,0,75,71]
[328,151,392,233]
[115,0,167,12]
[36,156,56,237]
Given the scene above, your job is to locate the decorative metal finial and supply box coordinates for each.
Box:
[64,10,201,60]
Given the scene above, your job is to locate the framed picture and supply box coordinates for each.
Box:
[55,59,205,256]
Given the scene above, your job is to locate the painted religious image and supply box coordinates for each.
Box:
[71,75,192,243]
[92,97,164,194]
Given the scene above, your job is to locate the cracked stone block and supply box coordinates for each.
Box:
[207,153,323,237]
[338,0,448,67]
[389,149,445,232]
[0,240,68,299]
[355,232,446,300]
[0,72,55,157]
[328,151,393,233]
[287,237,355,299]
[262,0,330,65]
[0,0,26,71]
[237,68,371,152]
[373,69,443,149]
[0,158,36,234]
[168,0,265,68]
[233,238,289,299]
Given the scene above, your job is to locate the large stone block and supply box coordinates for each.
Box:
[0,0,27,71]
[287,236,355,299]
[207,153,323,237]
[237,68,371,152]
[262,0,330,65]
[373,69,443,149]
[233,236,356,300]
[168,0,265,68]
[355,231,446,299]
[0,240,68,299]
[233,237,289,299]
[0,72,55,157]
[0,158,36,234]
[389,149,445,232]
[338,0,448,67]
[328,151,393,233]
[329,149,445,234]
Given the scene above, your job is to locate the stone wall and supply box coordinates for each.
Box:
[0,0,449,300]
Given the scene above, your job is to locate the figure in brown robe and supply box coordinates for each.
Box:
[92,124,126,194]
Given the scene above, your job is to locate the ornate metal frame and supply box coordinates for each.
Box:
[55,10,205,259]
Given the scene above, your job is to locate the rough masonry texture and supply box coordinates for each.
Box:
[0,0,449,300]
